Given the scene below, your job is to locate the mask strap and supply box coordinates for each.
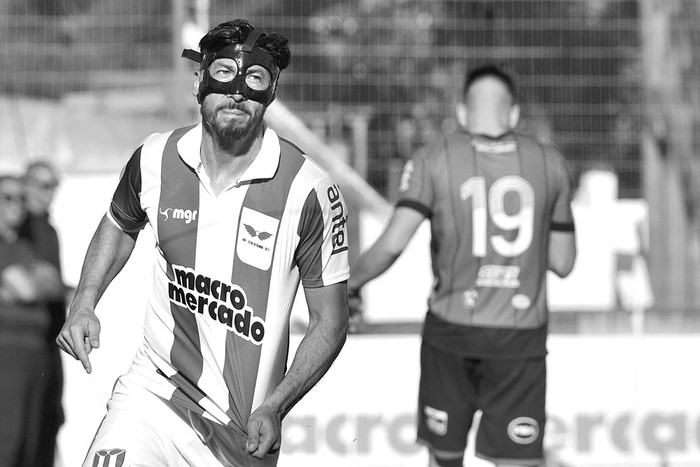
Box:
[181,29,264,64]
[242,29,265,52]
[181,49,203,63]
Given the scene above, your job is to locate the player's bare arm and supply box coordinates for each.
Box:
[548,230,577,278]
[348,206,425,292]
[57,215,136,373]
[245,280,349,459]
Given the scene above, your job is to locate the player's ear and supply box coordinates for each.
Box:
[192,70,203,98]
[456,102,468,129]
[508,104,520,129]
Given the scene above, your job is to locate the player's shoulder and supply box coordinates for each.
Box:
[413,133,466,163]
[278,135,338,191]
[138,125,196,154]
[515,132,566,165]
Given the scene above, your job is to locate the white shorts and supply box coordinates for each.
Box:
[84,355,279,467]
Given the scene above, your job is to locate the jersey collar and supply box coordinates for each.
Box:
[177,123,282,184]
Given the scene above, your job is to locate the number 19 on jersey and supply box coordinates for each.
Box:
[460,175,535,258]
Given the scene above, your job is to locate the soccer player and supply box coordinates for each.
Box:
[348,64,577,467]
[57,19,350,467]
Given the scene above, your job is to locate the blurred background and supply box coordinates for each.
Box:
[1,0,699,466]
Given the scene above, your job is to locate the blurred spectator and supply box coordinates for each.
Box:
[0,173,64,467]
[19,160,67,466]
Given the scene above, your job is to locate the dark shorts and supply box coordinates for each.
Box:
[417,340,546,465]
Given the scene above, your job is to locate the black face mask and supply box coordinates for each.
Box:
[182,29,281,105]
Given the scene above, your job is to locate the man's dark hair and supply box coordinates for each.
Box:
[463,64,518,103]
[199,19,291,71]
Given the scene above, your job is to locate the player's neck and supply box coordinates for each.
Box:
[200,127,264,195]
[467,124,511,139]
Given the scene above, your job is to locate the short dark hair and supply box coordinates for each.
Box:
[463,64,517,103]
[199,19,291,71]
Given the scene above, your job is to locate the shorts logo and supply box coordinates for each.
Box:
[92,448,126,467]
[424,406,448,436]
[507,417,540,444]
[237,208,279,271]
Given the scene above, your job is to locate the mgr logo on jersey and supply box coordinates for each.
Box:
[92,448,126,467]
[237,207,279,271]
[159,207,198,224]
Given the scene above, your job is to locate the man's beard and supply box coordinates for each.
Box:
[201,100,264,146]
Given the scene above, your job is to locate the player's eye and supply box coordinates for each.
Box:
[209,59,238,83]
[245,66,271,91]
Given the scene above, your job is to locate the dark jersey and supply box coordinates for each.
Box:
[398,132,574,358]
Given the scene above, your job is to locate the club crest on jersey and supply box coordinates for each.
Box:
[92,448,126,467]
[237,208,279,271]
[168,265,266,344]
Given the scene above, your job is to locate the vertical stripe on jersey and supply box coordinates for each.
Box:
[156,125,204,391]
[444,136,478,320]
[110,147,148,236]
[514,136,550,324]
[224,139,305,427]
[295,189,324,280]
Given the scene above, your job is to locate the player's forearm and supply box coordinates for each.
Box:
[264,315,347,418]
[70,215,136,312]
[348,242,401,291]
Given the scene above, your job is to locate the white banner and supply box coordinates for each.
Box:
[278,335,700,467]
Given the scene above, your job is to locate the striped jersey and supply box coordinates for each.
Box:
[398,131,574,358]
[107,124,349,431]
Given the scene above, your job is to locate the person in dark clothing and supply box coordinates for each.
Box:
[20,161,67,467]
[0,173,64,467]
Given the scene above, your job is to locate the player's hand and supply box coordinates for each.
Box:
[246,404,281,459]
[348,286,364,333]
[56,306,101,374]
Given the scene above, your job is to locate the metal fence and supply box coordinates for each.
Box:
[0,0,651,196]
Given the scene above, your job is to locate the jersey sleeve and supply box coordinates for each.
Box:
[546,146,576,232]
[108,146,148,239]
[295,175,350,288]
[395,146,434,217]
